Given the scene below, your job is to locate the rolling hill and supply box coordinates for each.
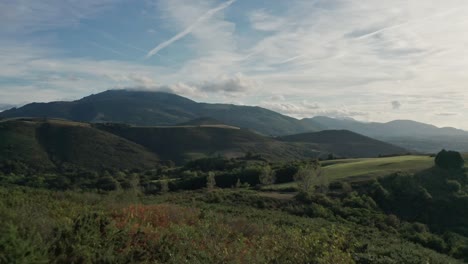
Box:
[279,130,408,158]
[94,123,319,164]
[0,117,412,172]
[0,90,320,136]
[0,119,160,172]
[305,116,468,153]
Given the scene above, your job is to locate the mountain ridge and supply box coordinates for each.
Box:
[2,90,467,153]
[0,90,320,136]
[305,116,468,152]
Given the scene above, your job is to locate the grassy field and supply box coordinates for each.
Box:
[270,155,435,190]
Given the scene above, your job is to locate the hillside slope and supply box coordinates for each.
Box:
[0,119,160,172]
[280,130,408,158]
[0,90,320,136]
[95,124,319,164]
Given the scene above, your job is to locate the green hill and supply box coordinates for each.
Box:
[0,119,159,173]
[269,155,435,191]
[0,118,413,172]
[0,90,320,136]
[279,130,408,158]
[95,123,319,164]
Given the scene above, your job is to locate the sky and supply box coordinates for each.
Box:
[1,0,467,129]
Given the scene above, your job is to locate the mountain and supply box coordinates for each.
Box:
[279,130,408,158]
[305,116,468,153]
[0,118,160,172]
[306,116,468,137]
[94,123,319,164]
[0,90,320,136]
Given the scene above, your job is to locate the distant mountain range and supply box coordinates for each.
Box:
[306,116,468,153]
[1,89,467,153]
[305,116,468,138]
[0,90,319,136]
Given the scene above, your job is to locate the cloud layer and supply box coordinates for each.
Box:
[1,0,468,129]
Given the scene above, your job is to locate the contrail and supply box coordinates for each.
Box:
[146,0,236,59]
[355,8,458,40]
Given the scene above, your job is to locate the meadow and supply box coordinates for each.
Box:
[266,155,435,190]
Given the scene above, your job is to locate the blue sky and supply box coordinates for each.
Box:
[1,0,467,129]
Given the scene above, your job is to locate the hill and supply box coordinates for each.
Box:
[305,116,468,153]
[95,123,319,164]
[0,119,159,173]
[279,130,408,158]
[268,155,434,191]
[0,90,320,136]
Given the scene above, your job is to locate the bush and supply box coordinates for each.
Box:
[435,150,464,170]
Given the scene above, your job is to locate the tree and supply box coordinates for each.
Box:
[435,149,464,170]
[259,165,276,186]
[206,172,216,190]
[160,176,169,193]
[294,160,327,194]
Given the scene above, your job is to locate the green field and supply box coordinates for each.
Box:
[270,155,435,190]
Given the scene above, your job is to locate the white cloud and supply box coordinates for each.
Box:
[199,73,257,93]
[2,0,468,130]
[249,9,285,31]
[259,95,321,118]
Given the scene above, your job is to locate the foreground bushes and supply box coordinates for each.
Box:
[0,188,355,264]
[0,186,462,263]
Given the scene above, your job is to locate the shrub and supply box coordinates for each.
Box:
[206,172,216,190]
[259,165,276,186]
[435,150,464,170]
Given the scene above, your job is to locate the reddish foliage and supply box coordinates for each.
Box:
[112,204,200,230]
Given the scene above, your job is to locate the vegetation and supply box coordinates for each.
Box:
[1,103,468,262]
[294,161,324,194]
[206,171,216,190]
[271,155,434,191]
[95,122,319,164]
[0,119,159,173]
[259,165,275,186]
[1,151,466,262]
